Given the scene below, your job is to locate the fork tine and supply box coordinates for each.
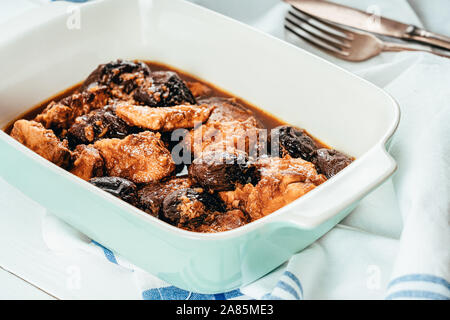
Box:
[290,5,355,39]
[284,21,348,57]
[286,12,350,50]
[287,10,352,47]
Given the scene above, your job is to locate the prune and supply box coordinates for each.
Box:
[162,188,225,226]
[137,177,192,217]
[270,125,318,161]
[312,148,353,178]
[195,209,248,233]
[82,59,151,91]
[188,151,260,191]
[68,105,133,146]
[134,71,196,107]
[89,176,137,205]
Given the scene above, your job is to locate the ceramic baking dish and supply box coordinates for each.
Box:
[0,0,399,293]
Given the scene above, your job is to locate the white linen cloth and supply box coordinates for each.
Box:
[0,0,448,300]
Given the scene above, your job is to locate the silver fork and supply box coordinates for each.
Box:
[284,6,450,61]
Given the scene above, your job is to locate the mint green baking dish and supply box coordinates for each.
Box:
[0,0,399,293]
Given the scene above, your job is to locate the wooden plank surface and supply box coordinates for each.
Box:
[0,267,55,300]
[0,178,142,300]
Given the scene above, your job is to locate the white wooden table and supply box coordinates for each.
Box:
[0,0,53,300]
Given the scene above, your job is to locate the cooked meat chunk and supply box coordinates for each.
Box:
[89,176,137,205]
[187,81,212,98]
[115,104,213,131]
[188,150,259,191]
[194,209,248,233]
[270,125,318,160]
[81,60,151,98]
[200,97,258,124]
[68,105,133,145]
[134,71,196,107]
[162,187,225,227]
[70,144,104,180]
[220,156,326,220]
[10,120,71,168]
[186,117,265,158]
[137,176,193,217]
[312,148,353,178]
[35,85,110,130]
[94,131,175,183]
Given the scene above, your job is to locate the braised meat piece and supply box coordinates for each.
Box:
[200,97,258,124]
[312,148,353,178]
[188,150,259,191]
[94,131,175,183]
[194,209,248,233]
[137,176,193,217]
[134,71,196,107]
[70,144,104,181]
[270,125,318,160]
[186,117,265,158]
[81,59,151,101]
[89,176,137,205]
[115,104,213,131]
[162,187,225,228]
[35,85,110,131]
[10,120,71,168]
[220,156,326,220]
[68,105,133,145]
[187,81,212,99]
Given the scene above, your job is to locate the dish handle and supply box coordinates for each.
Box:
[275,145,397,229]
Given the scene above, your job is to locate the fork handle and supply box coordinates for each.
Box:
[382,41,450,59]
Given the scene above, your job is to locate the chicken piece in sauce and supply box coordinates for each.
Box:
[187,81,212,99]
[70,144,104,181]
[35,85,110,131]
[186,117,265,158]
[94,131,175,184]
[200,97,259,124]
[220,156,326,220]
[10,120,71,168]
[115,104,214,131]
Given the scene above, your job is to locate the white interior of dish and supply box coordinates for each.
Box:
[0,0,398,159]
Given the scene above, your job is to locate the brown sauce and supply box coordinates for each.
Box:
[3,61,328,148]
[4,59,355,233]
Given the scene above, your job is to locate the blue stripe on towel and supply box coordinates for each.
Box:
[388,274,450,291]
[142,287,242,300]
[223,289,243,300]
[284,271,304,297]
[386,290,449,300]
[261,293,284,300]
[276,280,300,300]
[91,240,118,264]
